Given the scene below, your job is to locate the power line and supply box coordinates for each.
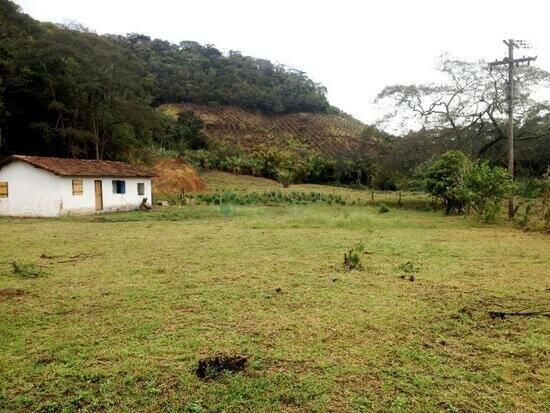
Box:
[487,39,537,219]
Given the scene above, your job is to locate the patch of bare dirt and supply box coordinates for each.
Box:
[40,252,98,264]
[0,288,28,298]
[152,158,206,195]
[196,354,248,379]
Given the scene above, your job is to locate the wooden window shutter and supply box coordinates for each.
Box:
[0,182,8,198]
[72,179,83,195]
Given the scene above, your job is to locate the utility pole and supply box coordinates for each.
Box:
[488,40,537,219]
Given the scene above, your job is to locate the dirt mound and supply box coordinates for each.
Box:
[152,158,206,195]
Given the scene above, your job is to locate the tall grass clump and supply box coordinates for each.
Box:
[10,261,45,278]
[343,240,366,270]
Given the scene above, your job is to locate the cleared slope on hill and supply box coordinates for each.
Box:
[163,103,378,158]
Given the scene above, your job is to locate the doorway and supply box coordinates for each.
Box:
[94,180,103,211]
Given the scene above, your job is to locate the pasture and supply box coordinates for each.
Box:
[1,175,549,412]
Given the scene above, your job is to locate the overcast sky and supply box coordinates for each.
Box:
[14,0,550,124]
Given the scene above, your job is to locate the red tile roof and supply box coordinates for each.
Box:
[0,155,156,177]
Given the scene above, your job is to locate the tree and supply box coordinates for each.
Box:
[418,150,515,222]
[172,110,208,150]
[376,57,550,162]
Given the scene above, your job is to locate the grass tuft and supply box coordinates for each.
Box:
[343,240,366,270]
[10,261,45,278]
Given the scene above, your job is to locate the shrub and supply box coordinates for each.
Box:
[418,150,471,214]
[379,203,390,214]
[395,261,418,274]
[343,240,365,270]
[463,162,514,223]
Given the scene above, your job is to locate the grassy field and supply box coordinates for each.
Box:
[1,176,549,412]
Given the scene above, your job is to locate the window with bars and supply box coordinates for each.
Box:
[0,182,7,198]
[72,179,83,196]
[137,183,145,196]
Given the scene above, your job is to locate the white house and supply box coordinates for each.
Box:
[0,155,155,217]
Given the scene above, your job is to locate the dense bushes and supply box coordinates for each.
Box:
[417,150,513,222]
[463,162,514,222]
[420,151,471,214]
[183,145,376,187]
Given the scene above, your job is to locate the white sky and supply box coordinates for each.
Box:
[13,0,550,125]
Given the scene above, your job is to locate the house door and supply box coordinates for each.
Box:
[94,180,103,211]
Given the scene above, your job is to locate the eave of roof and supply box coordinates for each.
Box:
[0,155,157,178]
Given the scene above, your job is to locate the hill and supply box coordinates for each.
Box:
[163,103,378,158]
[0,0,332,160]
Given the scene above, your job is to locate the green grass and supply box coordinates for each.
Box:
[1,189,549,411]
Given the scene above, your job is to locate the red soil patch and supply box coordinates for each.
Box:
[152,158,206,195]
[0,288,27,298]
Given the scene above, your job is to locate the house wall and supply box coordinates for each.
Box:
[60,176,152,215]
[0,161,63,217]
[0,161,153,217]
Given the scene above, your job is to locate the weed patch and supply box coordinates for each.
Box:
[396,261,417,273]
[343,240,366,270]
[395,261,419,281]
[9,261,45,278]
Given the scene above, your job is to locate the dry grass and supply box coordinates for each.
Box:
[0,178,549,412]
[152,158,207,195]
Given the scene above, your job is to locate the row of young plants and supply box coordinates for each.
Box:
[193,190,346,206]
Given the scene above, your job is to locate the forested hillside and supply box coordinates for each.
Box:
[0,0,331,161]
